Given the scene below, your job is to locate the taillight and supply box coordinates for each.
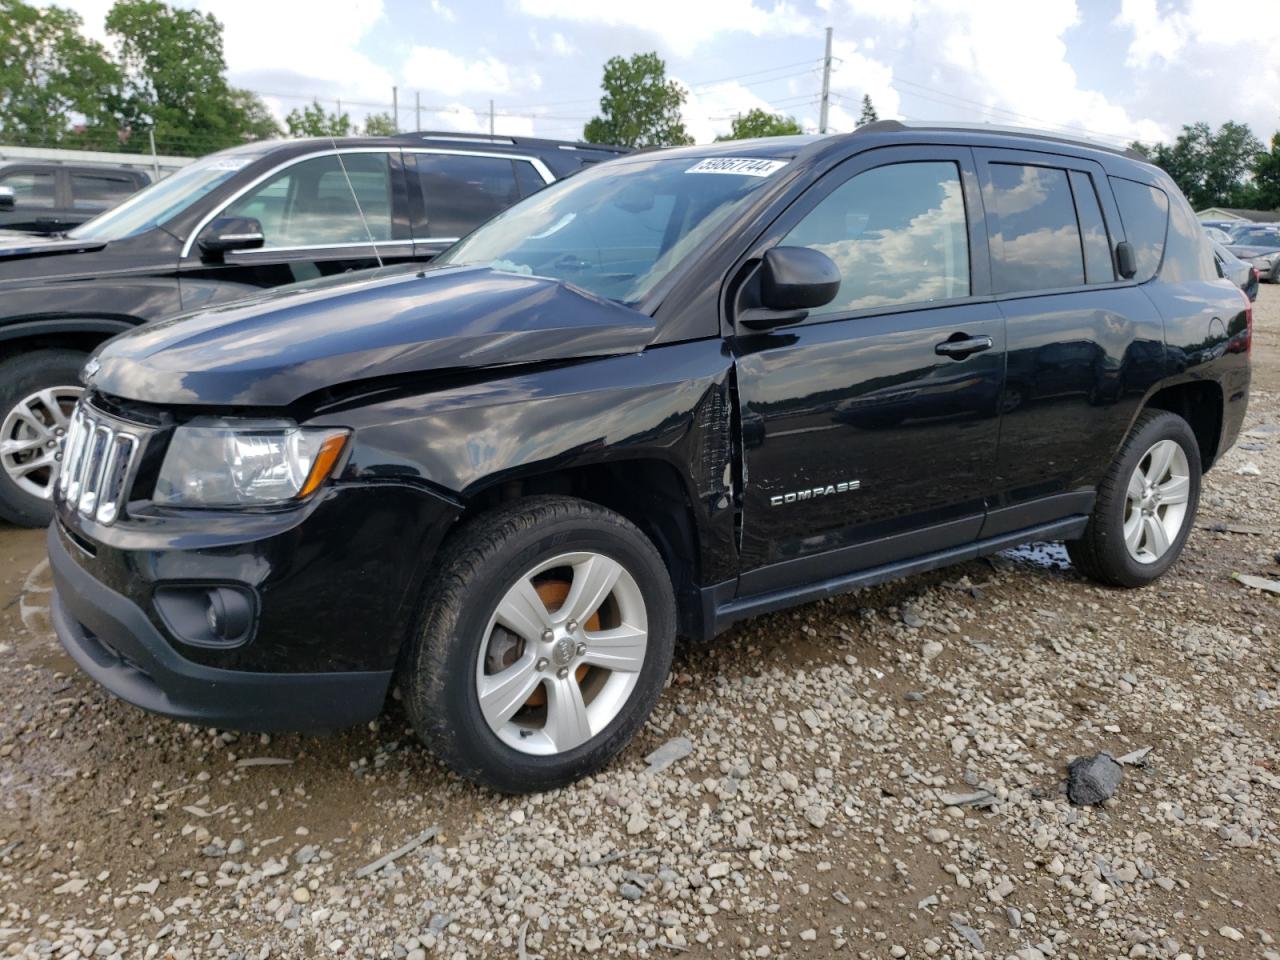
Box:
[1241,287,1253,353]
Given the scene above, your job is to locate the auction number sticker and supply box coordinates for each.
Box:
[685,158,788,177]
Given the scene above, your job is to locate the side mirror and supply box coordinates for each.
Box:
[1115,240,1137,279]
[739,246,842,330]
[0,186,14,210]
[198,216,265,256]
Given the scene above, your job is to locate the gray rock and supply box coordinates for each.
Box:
[619,882,644,901]
[1066,753,1123,806]
[644,737,693,773]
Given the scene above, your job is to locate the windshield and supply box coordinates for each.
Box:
[435,155,789,303]
[67,150,266,242]
[1231,226,1280,249]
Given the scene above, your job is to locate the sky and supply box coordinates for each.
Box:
[53,0,1280,149]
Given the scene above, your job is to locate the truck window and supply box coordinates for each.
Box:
[415,154,522,238]
[70,172,139,211]
[988,163,1084,293]
[1108,177,1169,282]
[0,171,56,208]
[781,160,970,316]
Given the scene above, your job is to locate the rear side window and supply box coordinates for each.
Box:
[1109,177,1168,282]
[781,160,970,316]
[415,154,523,239]
[1161,190,1218,282]
[1069,171,1114,284]
[987,163,1083,293]
[70,172,138,210]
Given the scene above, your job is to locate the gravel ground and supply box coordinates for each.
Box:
[2,287,1278,960]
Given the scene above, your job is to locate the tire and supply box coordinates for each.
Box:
[403,495,677,793]
[0,349,87,527]
[1067,409,1201,587]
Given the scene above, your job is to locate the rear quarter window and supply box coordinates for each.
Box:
[1109,177,1168,282]
[1161,190,1220,282]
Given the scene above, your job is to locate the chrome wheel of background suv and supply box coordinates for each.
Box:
[1123,438,1191,564]
[477,551,649,756]
[1,385,81,502]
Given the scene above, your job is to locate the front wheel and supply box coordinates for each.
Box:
[403,496,676,793]
[0,350,87,527]
[1067,409,1201,587]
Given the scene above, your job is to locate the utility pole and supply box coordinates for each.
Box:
[392,86,399,133]
[819,26,833,134]
[415,91,421,131]
[489,99,495,136]
[147,129,159,178]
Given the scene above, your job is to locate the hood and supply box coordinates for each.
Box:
[0,229,107,260]
[88,264,657,407]
[1226,244,1280,258]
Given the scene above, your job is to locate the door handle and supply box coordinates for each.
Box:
[935,334,994,359]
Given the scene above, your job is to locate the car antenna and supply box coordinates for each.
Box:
[329,135,384,269]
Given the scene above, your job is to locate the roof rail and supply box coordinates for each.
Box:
[393,130,629,154]
[850,120,1146,161]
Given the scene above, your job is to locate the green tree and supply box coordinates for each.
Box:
[716,108,802,140]
[584,52,692,148]
[285,100,353,137]
[1134,120,1263,209]
[362,112,397,136]
[0,0,124,146]
[1250,132,1280,211]
[106,0,279,154]
[858,94,878,125]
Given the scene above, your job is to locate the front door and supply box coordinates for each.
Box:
[178,149,417,312]
[732,146,1005,594]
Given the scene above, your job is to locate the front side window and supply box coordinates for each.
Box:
[781,160,971,315]
[415,154,525,239]
[988,163,1084,293]
[0,171,56,208]
[223,152,393,248]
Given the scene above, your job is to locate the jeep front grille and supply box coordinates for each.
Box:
[58,402,148,525]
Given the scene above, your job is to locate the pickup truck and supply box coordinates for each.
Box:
[47,123,1251,793]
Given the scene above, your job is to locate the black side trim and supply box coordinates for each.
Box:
[706,516,1088,637]
[979,490,1095,539]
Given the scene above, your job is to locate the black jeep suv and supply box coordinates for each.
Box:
[0,132,625,526]
[48,123,1250,792]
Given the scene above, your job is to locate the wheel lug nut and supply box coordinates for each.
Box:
[535,657,549,671]
[556,666,569,679]
[541,628,553,642]
[566,619,578,633]
[576,642,586,657]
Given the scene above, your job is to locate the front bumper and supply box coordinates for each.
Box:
[49,523,393,731]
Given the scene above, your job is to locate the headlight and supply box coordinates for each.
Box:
[154,420,349,507]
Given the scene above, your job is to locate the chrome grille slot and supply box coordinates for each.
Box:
[57,402,148,525]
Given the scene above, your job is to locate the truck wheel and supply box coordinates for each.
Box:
[403,495,677,793]
[0,350,86,528]
[1067,409,1201,587]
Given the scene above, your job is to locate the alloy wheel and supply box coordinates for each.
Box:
[1122,438,1190,564]
[476,551,648,756]
[1,386,82,501]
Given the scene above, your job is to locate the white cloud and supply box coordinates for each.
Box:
[676,79,782,143]
[826,39,899,127]
[516,0,813,56]
[429,103,536,138]
[829,0,1167,144]
[429,0,457,23]
[403,46,541,97]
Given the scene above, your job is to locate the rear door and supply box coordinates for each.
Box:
[732,146,1005,594]
[178,149,415,310]
[975,148,1166,536]
[405,150,554,259]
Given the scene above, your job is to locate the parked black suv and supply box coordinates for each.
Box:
[0,160,150,234]
[48,123,1250,792]
[0,132,626,526]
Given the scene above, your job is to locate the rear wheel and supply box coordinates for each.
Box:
[403,496,676,793]
[1067,409,1201,587]
[0,350,86,527]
